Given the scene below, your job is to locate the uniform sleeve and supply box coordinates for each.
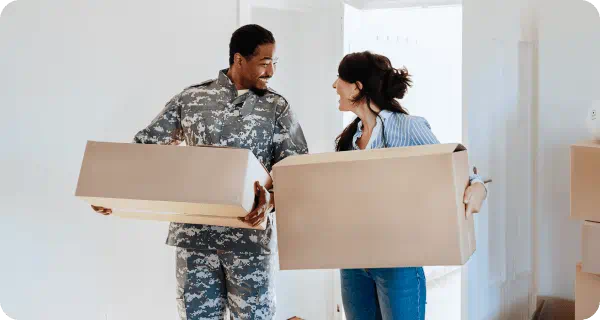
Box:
[133,93,184,145]
[272,101,309,165]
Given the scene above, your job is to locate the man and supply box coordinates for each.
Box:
[92,24,309,319]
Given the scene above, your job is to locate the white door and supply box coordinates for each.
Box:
[238,1,345,319]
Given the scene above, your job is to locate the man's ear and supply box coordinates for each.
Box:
[234,53,244,67]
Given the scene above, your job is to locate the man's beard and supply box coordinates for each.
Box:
[250,86,268,96]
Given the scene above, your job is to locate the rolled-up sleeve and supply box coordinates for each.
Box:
[133,93,184,145]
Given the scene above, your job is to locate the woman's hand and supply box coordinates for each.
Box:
[463,182,487,217]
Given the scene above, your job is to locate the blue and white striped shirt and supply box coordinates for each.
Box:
[352,110,484,185]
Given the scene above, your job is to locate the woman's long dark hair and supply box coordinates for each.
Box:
[335,51,412,151]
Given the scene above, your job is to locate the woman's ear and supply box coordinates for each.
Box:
[355,81,363,91]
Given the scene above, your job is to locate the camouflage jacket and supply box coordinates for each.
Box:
[133,69,309,254]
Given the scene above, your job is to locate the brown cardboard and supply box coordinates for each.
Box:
[575,263,600,320]
[272,143,475,270]
[582,221,600,275]
[571,141,600,222]
[75,141,271,230]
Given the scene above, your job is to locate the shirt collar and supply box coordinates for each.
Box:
[352,110,394,150]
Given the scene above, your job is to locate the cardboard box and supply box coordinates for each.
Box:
[576,263,600,320]
[582,221,600,275]
[75,141,271,230]
[272,143,475,270]
[571,141,600,222]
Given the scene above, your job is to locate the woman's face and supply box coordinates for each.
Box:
[332,77,358,112]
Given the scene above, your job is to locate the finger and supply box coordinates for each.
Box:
[254,181,261,195]
[246,200,266,220]
[245,208,259,221]
[251,212,266,226]
[94,207,108,215]
[252,182,264,211]
[249,207,265,224]
[465,203,473,218]
[251,188,268,215]
[250,207,267,225]
[463,187,472,204]
[258,187,267,205]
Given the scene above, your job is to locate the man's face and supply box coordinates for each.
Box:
[239,43,277,95]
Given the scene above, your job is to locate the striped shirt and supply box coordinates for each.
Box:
[352,110,484,185]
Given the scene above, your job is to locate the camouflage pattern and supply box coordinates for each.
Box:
[175,247,276,320]
[132,69,308,255]
[132,69,307,319]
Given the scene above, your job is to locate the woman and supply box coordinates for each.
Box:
[332,51,487,320]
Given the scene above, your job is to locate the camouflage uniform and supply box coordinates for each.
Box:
[133,69,309,319]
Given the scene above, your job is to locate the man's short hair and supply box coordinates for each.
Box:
[229,24,276,65]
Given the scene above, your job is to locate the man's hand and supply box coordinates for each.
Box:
[463,182,487,218]
[91,205,112,215]
[240,181,273,227]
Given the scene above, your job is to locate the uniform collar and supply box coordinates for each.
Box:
[218,69,258,117]
[217,69,236,90]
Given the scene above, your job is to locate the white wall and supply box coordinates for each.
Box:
[535,0,600,299]
[463,0,537,318]
[342,6,462,144]
[0,0,340,319]
[361,6,463,144]
[0,0,235,318]
[463,0,600,316]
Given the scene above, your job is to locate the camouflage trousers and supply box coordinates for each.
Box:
[175,248,277,320]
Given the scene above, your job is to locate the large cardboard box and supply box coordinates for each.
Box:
[582,221,600,275]
[75,141,271,230]
[571,141,600,222]
[576,263,600,320]
[272,143,475,270]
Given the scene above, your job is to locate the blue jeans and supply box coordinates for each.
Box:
[341,267,426,320]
